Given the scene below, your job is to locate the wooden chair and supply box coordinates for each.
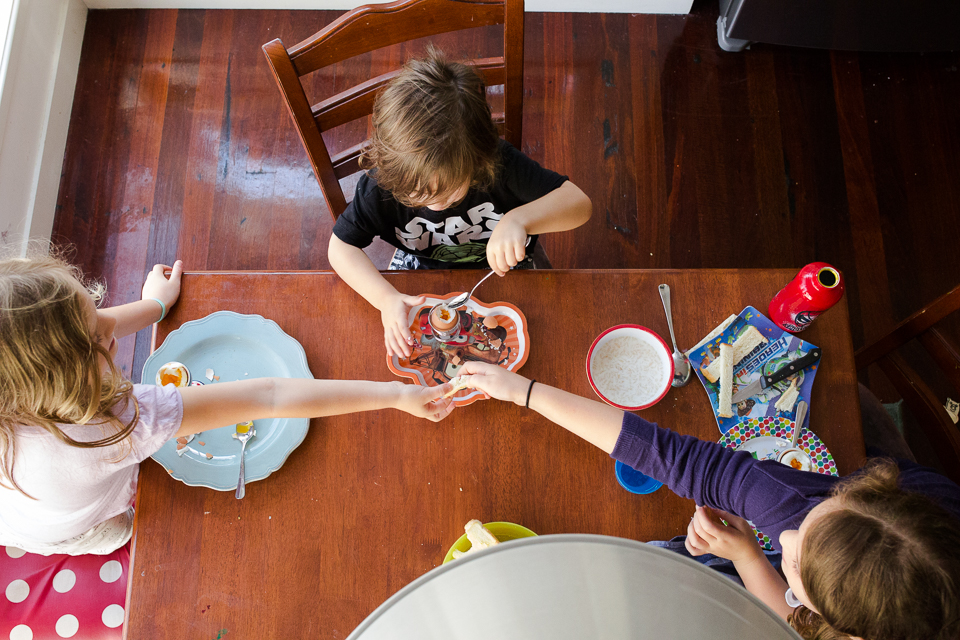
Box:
[855,283,960,483]
[261,0,524,222]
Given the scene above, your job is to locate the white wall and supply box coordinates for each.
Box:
[0,0,86,255]
[84,0,694,13]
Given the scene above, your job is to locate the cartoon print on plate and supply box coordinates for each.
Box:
[386,294,530,407]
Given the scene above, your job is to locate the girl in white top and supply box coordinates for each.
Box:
[0,253,454,555]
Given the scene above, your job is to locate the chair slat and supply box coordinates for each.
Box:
[262,39,347,217]
[332,143,365,180]
[856,283,960,369]
[502,0,523,146]
[290,0,505,76]
[918,328,960,398]
[312,59,506,132]
[878,353,960,484]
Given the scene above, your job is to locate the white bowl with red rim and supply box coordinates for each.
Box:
[586,325,674,411]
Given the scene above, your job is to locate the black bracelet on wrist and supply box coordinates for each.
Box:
[525,379,537,409]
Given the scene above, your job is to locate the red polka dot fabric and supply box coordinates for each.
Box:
[1,544,128,640]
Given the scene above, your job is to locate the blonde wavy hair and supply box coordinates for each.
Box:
[788,458,960,640]
[361,47,501,208]
[0,252,138,496]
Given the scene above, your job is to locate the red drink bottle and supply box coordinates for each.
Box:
[769,263,845,332]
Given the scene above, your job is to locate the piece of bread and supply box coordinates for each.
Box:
[775,377,800,412]
[443,375,474,398]
[686,314,738,356]
[718,343,734,418]
[702,326,768,383]
[465,519,500,549]
[451,520,500,559]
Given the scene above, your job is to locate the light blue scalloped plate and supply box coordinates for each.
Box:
[143,311,313,491]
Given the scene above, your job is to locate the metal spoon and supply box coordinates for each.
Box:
[233,427,256,499]
[446,270,497,310]
[778,401,812,469]
[658,284,692,387]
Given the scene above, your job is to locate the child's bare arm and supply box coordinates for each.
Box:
[101,261,183,338]
[328,235,423,358]
[686,506,795,620]
[176,377,454,438]
[458,362,623,453]
[487,181,592,275]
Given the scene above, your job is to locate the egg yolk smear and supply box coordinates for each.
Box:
[159,369,184,387]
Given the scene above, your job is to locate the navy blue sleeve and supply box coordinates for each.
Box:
[611,412,840,550]
[498,141,568,202]
[332,173,388,249]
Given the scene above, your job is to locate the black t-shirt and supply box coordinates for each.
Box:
[332,140,569,269]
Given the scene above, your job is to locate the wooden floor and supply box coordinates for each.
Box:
[54,5,960,401]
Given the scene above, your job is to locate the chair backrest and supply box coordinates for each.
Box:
[262,0,524,221]
[855,283,960,483]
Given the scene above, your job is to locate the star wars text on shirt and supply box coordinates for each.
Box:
[395,202,514,262]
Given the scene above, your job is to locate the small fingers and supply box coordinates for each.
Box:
[169,260,184,280]
[696,506,725,537]
[384,328,405,358]
[713,508,747,532]
[513,242,526,264]
[691,511,717,544]
[383,335,397,358]
[425,383,452,402]
[459,362,491,377]
[503,245,519,269]
[489,251,506,276]
[392,324,413,356]
[686,519,708,555]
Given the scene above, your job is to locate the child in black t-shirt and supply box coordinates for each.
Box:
[328,49,592,358]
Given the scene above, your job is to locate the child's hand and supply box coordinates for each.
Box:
[685,505,761,563]
[393,381,455,422]
[486,214,528,276]
[142,261,184,309]
[458,362,530,406]
[380,292,426,358]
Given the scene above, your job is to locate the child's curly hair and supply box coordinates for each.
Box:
[789,458,960,640]
[0,251,138,496]
[361,47,500,208]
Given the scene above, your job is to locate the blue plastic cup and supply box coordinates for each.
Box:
[615,460,663,494]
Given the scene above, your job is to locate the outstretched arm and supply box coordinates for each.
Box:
[458,361,621,453]
[175,378,454,439]
[328,234,424,358]
[101,261,183,338]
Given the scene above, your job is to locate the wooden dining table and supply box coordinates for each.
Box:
[124,269,864,639]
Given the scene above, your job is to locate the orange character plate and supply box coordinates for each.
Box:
[386,294,530,407]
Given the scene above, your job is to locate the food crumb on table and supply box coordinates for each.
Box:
[205,453,213,459]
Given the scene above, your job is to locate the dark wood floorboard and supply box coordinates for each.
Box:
[54,7,960,407]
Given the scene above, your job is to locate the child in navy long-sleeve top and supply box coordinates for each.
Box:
[460,362,960,640]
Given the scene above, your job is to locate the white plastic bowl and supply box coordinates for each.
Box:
[586,325,674,411]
